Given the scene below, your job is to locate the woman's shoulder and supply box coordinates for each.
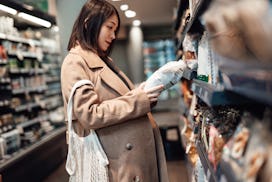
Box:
[65,46,102,67]
[62,52,85,69]
[63,46,87,64]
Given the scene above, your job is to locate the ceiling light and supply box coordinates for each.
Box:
[125,10,136,18]
[111,0,121,1]
[120,4,128,11]
[133,20,141,26]
[18,12,51,28]
[0,4,17,15]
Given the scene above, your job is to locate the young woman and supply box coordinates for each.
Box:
[61,0,169,181]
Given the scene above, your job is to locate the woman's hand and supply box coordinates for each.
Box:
[138,82,164,104]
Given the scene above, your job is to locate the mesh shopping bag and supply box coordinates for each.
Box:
[66,80,109,182]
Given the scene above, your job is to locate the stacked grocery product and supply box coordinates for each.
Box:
[174,0,272,181]
[0,16,64,161]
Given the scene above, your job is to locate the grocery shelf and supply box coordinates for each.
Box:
[16,115,49,132]
[0,127,66,182]
[182,68,197,80]
[191,79,250,107]
[0,33,41,47]
[0,126,66,170]
[0,59,8,65]
[14,103,39,112]
[0,78,10,84]
[220,70,272,106]
[219,159,238,182]
[196,140,217,182]
[228,86,272,106]
[0,2,63,181]
[174,0,188,31]
[177,0,206,50]
[7,51,40,60]
[216,54,272,106]
[12,85,47,95]
[9,68,45,75]
[175,0,272,181]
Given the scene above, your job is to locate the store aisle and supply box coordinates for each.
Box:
[42,161,68,182]
[167,160,189,182]
[43,159,188,182]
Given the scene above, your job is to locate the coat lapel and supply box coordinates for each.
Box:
[118,71,135,90]
[100,66,130,95]
[70,45,131,96]
[104,58,135,91]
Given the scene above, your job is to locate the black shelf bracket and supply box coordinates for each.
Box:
[196,140,217,182]
[191,79,250,107]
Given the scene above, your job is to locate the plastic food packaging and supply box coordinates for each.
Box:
[144,60,187,91]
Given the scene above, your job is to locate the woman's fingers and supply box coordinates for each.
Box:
[150,97,158,103]
[136,83,164,104]
[146,92,160,104]
[147,92,160,99]
[144,85,164,104]
[145,84,164,94]
[138,82,146,90]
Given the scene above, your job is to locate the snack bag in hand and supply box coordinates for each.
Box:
[144,60,187,91]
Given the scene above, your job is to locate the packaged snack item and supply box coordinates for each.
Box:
[208,125,225,170]
[231,127,250,159]
[203,0,272,63]
[245,150,267,181]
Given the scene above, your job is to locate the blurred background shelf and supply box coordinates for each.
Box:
[0,126,67,182]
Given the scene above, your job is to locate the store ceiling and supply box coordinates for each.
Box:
[0,0,178,29]
[109,0,178,26]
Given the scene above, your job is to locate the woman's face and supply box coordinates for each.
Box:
[98,14,118,52]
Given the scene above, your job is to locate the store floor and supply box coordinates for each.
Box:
[42,159,189,182]
[43,98,189,182]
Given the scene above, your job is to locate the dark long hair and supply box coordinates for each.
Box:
[67,0,120,59]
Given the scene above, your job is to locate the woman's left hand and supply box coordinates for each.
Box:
[137,82,164,104]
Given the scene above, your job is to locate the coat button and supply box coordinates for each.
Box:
[133,176,140,182]
[126,143,133,150]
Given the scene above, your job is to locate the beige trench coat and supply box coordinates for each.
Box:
[61,45,169,182]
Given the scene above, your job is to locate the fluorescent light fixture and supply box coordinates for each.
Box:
[125,10,136,18]
[133,20,141,26]
[18,12,51,28]
[120,4,128,11]
[0,4,17,15]
[111,0,121,1]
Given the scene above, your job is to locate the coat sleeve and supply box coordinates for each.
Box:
[61,54,151,130]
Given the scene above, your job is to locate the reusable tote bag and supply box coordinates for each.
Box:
[65,80,109,182]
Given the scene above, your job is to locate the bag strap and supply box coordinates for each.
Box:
[147,112,158,128]
[67,79,94,145]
